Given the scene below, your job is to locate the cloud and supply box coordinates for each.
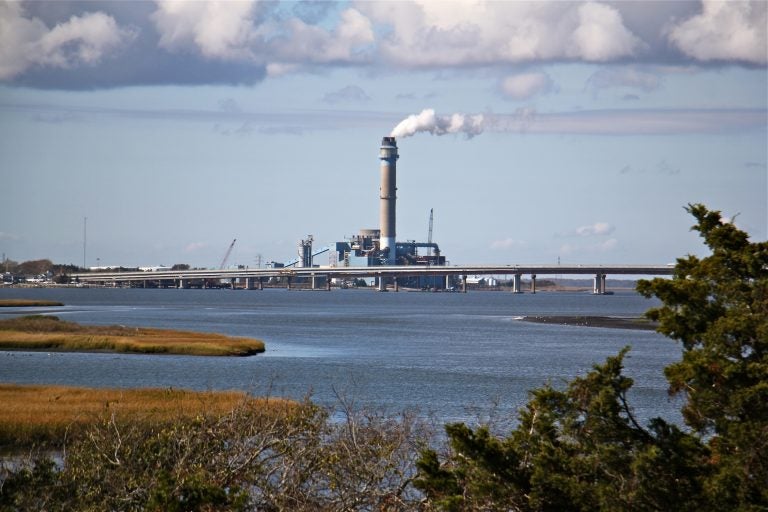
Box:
[150,1,374,68]
[1,1,764,89]
[500,72,553,100]
[358,1,644,68]
[576,222,615,236]
[322,85,371,104]
[151,0,263,61]
[668,0,767,65]
[0,2,136,80]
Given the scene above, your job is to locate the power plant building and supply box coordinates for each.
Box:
[327,137,446,288]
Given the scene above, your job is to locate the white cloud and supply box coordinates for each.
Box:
[151,0,263,60]
[151,1,373,67]
[0,3,135,80]
[576,222,615,236]
[568,2,644,61]
[500,72,553,100]
[358,1,642,67]
[274,7,374,64]
[668,0,767,65]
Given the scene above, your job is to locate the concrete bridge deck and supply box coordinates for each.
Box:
[71,264,673,294]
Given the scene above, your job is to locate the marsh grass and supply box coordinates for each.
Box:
[0,384,293,450]
[0,299,64,307]
[0,315,265,356]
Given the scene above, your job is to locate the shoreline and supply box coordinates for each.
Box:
[520,315,658,331]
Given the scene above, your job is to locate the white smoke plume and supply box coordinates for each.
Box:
[390,108,485,139]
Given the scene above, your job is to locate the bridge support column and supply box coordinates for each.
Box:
[178,279,187,289]
[258,277,264,290]
[445,275,451,290]
[378,276,386,292]
[311,274,317,290]
[593,274,605,294]
[326,275,331,291]
[512,273,523,293]
[394,276,399,292]
[286,277,292,290]
[462,275,467,293]
[531,274,536,294]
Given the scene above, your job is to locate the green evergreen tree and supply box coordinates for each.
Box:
[637,203,768,509]
[416,204,768,511]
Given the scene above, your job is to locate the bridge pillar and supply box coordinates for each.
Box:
[178,279,187,289]
[462,275,467,293]
[512,273,523,293]
[593,274,605,294]
[286,276,292,290]
[378,276,386,292]
[530,274,536,294]
[311,273,317,290]
[326,275,331,291]
[394,276,399,292]
[258,277,264,290]
[445,275,451,290]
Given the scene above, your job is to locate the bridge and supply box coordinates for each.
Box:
[71,264,673,294]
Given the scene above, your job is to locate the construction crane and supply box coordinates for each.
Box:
[219,239,237,269]
[427,208,434,258]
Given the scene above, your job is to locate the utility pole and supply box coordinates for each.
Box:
[83,217,87,270]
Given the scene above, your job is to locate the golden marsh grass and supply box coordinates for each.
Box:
[0,299,64,307]
[0,315,265,356]
[0,384,294,449]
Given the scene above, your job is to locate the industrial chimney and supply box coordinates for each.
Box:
[379,136,399,265]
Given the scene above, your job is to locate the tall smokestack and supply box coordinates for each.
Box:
[379,136,398,265]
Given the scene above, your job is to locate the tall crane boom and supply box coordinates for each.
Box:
[427,208,434,258]
[219,239,237,269]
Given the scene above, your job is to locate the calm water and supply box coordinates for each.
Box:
[0,287,682,426]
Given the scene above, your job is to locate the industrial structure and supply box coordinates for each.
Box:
[323,136,445,289]
[72,135,674,292]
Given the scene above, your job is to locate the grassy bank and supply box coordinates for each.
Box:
[0,315,265,356]
[0,299,64,307]
[0,384,292,450]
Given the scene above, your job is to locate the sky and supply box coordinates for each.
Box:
[0,0,766,269]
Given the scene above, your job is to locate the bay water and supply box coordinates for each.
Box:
[0,287,682,427]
